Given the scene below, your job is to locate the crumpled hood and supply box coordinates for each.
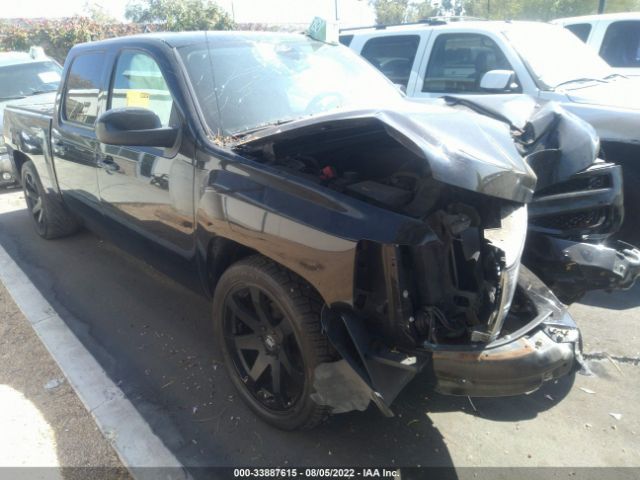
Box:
[235,102,537,203]
[565,78,640,110]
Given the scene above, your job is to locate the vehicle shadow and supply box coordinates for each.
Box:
[394,367,576,423]
[575,283,640,310]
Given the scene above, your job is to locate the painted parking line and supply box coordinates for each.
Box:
[0,239,190,479]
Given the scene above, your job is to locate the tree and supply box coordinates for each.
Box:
[125,0,234,31]
[370,0,410,24]
[463,0,640,21]
[83,1,118,24]
[369,0,438,25]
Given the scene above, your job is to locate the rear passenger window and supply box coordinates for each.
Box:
[565,23,592,43]
[600,21,640,68]
[63,53,105,125]
[109,51,174,127]
[361,35,420,88]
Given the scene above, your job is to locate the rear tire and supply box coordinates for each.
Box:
[213,255,333,430]
[21,161,80,239]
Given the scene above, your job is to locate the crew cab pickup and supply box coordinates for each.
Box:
[4,32,640,430]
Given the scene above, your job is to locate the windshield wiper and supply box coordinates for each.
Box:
[232,119,295,139]
[604,73,628,80]
[442,96,522,133]
[0,95,27,101]
[554,77,607,89]
[29,89,57,95]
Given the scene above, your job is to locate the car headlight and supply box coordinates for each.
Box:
[482,205,528,341]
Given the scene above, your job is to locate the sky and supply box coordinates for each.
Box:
[0,0,376,27]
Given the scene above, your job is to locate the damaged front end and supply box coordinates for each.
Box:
[230,100,637,416]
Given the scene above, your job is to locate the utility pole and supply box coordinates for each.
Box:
[598,0,607,14]
[487,0,490,17]
[335,0,339,21]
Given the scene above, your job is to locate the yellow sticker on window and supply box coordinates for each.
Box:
[126,91,150,108]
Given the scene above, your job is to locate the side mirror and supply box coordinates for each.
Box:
[96,108,178,148]
[480,70,517,92]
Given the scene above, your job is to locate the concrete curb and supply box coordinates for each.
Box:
[0,242,190,480]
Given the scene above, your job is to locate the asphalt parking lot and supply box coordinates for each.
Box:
[0,188,639,475]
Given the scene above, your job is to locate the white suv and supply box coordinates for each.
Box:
[343,20,640,241]
[553,13,640,77]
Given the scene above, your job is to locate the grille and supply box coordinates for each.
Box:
[532,208,605,231]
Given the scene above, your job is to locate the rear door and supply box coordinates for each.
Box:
[52,51,107,219]
[355,33,428,94]
[96,48,194,256]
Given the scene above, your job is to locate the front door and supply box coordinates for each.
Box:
[97,49,194,256]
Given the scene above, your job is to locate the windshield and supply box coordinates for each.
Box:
[178,33,403,136]
[504,24,613,89]
[0,61,62,99]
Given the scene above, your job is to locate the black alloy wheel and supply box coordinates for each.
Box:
[23,168,45,233]
[213,255,333,430]
[223,285,305,411]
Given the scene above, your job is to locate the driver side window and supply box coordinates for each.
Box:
[109,51,175,127]
[423,33,516,94]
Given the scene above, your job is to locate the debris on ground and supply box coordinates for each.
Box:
[579,387,596,394]
[609,413,623,421]
[606,354,624,376]
[44,378,64,390]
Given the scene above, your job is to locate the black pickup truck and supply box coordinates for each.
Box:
[3,32,640,430]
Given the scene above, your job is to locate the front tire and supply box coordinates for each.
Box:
[213,255,333,430]
[21,160,80,239]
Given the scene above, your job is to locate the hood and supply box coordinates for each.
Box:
[565,78,640,110]
[234,102,537,203]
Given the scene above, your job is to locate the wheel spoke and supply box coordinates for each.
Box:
[248,351,270,381]
[234,333,262,351]
[269,358,282,395]
[280,349,304,382]
[249,287,270,325]
[228,295,261,332]
[276,317,293,336]
[32,198,42,215]
[37,208,44,224]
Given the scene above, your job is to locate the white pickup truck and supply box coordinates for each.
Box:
[343,19,640,242]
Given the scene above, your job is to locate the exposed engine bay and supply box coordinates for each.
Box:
[233,100,640,414]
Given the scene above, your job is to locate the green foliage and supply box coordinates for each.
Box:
[125,0,235,31]
[83,1,118,23]
[369,0,438,25]
[372,0,640,24]
[463,0,640,21]
[0,18,154,63]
